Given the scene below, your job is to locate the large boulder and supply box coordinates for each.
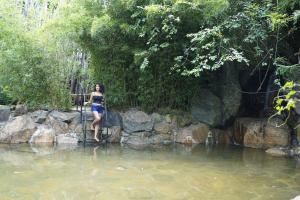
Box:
[29,125,55,144]
[191,64,241,127]
[0,105,10,122]
[191,89,222,127]
[102,111,123,128]
[122,110,153,133]
[0,115,36,143]
[233,118,290,149]
[174,123,209,144]
[48,110,79,123]
[45,115,69,135]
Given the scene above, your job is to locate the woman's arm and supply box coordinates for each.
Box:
[85,92,93,105]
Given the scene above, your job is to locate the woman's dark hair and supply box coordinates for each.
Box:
[94,83,105,93]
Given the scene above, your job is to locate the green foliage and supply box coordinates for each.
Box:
[0,0,72,109]
[270,81,298,127]
[0,0,298,112]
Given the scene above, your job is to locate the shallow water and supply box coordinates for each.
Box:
[0,143,299,200]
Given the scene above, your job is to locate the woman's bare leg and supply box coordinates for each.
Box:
[92,112,100,142]
[98,114,103,140]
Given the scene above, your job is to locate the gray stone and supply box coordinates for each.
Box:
[0,115,36,143]
[14,104,28,116]
[154,122,171,134]
[191,64,241,127]
[56,133,78,144]
[102,111,123,128]
[191,89,222,127]
[122,110,153,133]
[29,125,55,144]
[48,110,78,123]
[30,110,49,124]
[45,115,69,135]
[106,126,122,143]
[151,113,164,123]
[266,148,288,157]
[0,105,10,122]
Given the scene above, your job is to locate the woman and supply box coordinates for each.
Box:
[86,83,105,142]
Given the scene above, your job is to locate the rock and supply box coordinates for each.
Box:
[30,110,49,124]
[151,134,171,144]
[48,110,78,123]
[294,147,300,156]
[191,64,241,127]
[55,133,78,144]
[265,148,288,157]
[0,105,10,122]
[219,64,241,125]
[45,115,69,135]
[264,119,291,148]
[122,110,153,133]
[106,126,122,143]
[165,114,172,123]
[233,118,290,149]
[296,101,300,115]
[29,125,55,144]
[291,195,300,200]
[120,131,152,146]
[191,89,222,127]
[121,131,170,146]
[154,122,171,134]
[175,123,209,144]
[151,113,164,123]
[296,119,300,142]
[211,128,232,145]
[14,104,28,116]
[0,115,36,143]
[102,111,123,128]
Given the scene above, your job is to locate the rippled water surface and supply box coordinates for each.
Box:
[0,143,299,200]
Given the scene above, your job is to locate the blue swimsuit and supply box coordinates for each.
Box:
[91,94,105,114]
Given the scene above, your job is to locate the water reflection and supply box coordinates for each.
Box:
[0,143,299,200]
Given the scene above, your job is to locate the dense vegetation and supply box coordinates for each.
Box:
[0,0,299,112]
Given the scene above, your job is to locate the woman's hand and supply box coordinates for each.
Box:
[84,101,90,106]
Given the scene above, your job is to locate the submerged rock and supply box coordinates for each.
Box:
[265,148,288,157]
